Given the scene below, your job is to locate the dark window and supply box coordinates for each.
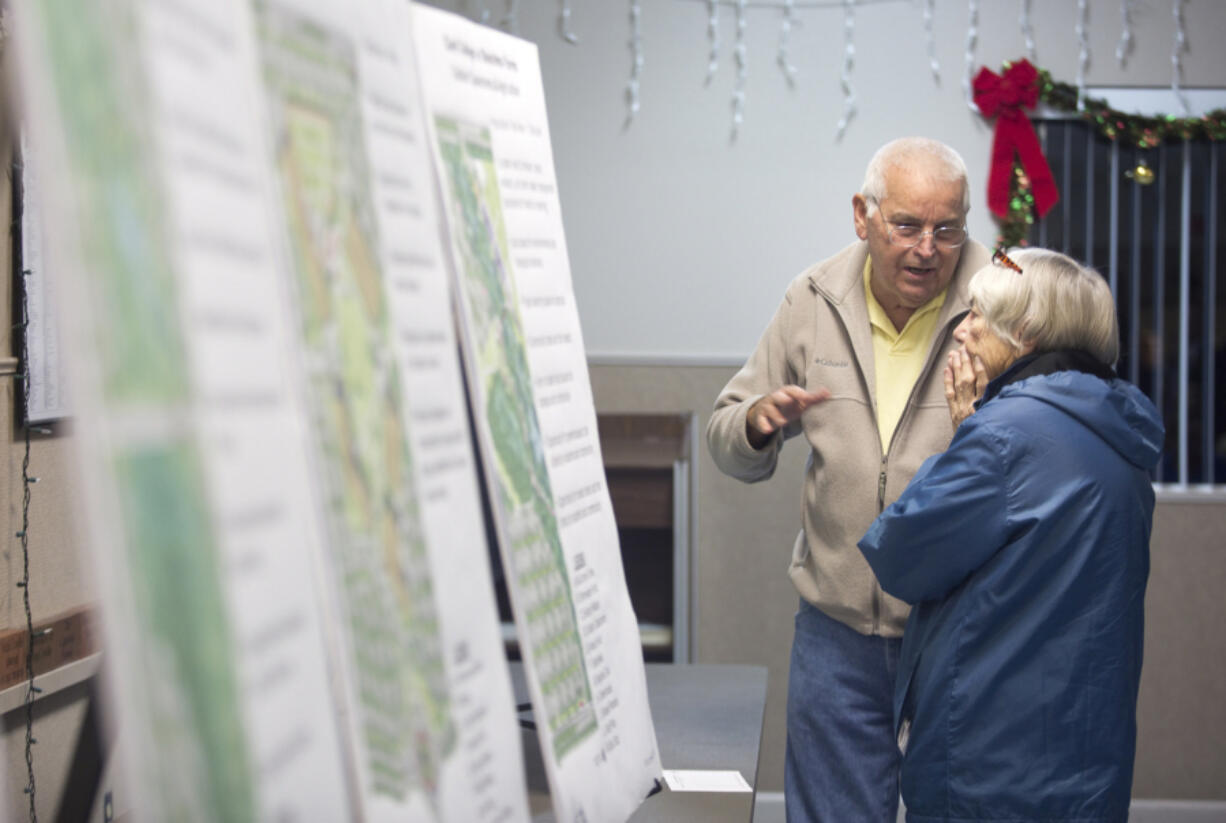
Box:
[1034,119,1225,486]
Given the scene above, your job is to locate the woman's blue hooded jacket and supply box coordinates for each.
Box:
[859,351,1164,823]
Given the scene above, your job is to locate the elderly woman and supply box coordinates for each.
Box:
[858,248,1163,822]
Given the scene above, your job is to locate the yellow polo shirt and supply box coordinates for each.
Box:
[865,259,947,451]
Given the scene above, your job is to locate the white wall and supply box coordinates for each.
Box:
[423,0,1226,361]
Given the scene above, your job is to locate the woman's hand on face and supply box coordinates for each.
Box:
[944,349,988,430]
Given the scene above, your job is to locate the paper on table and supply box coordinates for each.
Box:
[662,770,753,793]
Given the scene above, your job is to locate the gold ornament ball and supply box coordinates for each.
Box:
[1125,162,1155,185]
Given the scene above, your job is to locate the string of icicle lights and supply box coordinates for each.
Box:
[962,0,979,112]
[1018,0,1035,61]
[1171,0,1190,115]
[1075,0,1089,110]
[923,0,941,86]
[462,0,1201,139]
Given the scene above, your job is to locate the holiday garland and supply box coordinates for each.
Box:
[978,59,1226,249]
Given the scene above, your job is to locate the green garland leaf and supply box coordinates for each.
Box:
[1037,69,1226,146]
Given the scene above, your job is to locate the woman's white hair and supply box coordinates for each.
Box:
[969,247,1120,366]
[860,137,971,216]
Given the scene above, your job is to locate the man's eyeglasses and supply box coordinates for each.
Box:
[885,223,968,250]
[992,248,1024,274]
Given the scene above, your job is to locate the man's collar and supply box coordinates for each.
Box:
[862,257,947,338]
[806,240,869,304]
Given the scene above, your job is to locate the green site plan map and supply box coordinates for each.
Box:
[30,1,254,820]
[255,2,454,801]
[435,117,597,762]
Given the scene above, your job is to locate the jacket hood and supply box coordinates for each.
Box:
[993,369,1164,471]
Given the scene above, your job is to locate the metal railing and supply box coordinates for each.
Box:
[1034,119,1223,489]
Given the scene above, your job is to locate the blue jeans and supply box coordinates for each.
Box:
[785,600,902,823]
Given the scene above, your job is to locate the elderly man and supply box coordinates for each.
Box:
[706,137,991,822]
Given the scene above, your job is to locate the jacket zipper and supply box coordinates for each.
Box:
[873,313,961,634]
[872,454,887,633]
[877,455,888,510]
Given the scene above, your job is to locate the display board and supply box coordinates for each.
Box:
[413,6,663,821]
[16,1,353,818]
[248,0,532,819]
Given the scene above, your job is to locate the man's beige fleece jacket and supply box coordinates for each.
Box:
[706,239,992,637]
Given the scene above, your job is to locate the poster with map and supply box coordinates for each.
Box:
[413,6,663,822]
[432,116,597,761]
[14,0,351,819]
[250,0,532,820]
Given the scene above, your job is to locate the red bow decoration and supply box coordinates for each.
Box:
[973,59,1059,219]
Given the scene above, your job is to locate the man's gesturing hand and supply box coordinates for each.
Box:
[944,349,988,430]
[746,385,831,449]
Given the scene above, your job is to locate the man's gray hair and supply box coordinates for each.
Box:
[969,248,1120,366]
[861,137,971,216]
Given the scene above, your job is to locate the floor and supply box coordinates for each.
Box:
[751,793,1226,822]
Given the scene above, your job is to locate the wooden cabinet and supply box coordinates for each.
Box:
[597,413,693,663]
[495,413,694,663]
